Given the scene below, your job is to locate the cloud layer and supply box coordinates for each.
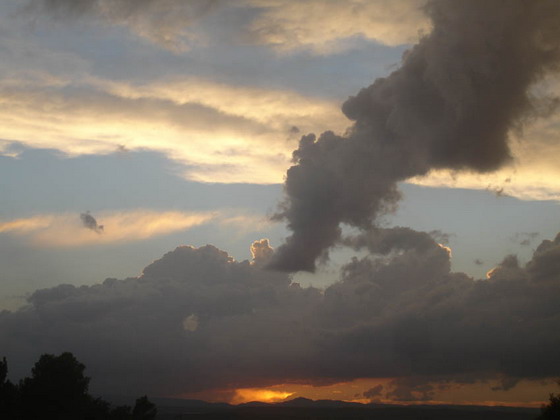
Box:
[24,0,428,53]
[1,230,559,399]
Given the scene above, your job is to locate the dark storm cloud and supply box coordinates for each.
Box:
[270,0,560,272]
[1,233,560,396]
[80,212,103,233]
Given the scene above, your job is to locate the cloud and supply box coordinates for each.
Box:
[23,0,226,52]
[384,377,437,402]
[5,2,560,193]
[80,211,104,233]
[0,74,346,184]
[250,238,274,264]
[1,230,560,399]
[247,0,429,54]
[23,0,428,54]
[0,210,215,247]
[270,0,560,271]
[511,232,540,247]
[0,215,54,234]
[363,384,384,400]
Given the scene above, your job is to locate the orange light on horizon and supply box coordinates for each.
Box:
[175,376,557,408]
[231,388,294,404]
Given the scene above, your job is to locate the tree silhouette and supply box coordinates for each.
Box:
[132,396,157,420]
[19,352,92,419]
[0,357,18,418]
[108,404,132,419]
[537,384,560,420]
[0,352,156,420]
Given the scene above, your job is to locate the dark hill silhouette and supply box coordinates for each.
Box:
[153,396,539,420]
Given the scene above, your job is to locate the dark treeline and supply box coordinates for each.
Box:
[536,387,560,420]
[0,352,156,420]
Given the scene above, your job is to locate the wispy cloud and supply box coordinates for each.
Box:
[0,215,54,234]
[0,209,275,247]
[0,210,216,247]
[0,74,347,184]
[23,0,428,54]
[247,0,429,54]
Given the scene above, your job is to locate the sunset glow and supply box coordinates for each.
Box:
[231,388,294,404]
[1,0,560,414]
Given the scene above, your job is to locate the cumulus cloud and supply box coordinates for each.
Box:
[1,230,560,398]
[270,0,560,271]
[250,238,274,264]
[0,210,215,246]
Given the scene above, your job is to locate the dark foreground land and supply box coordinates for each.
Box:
[153,397,539,420]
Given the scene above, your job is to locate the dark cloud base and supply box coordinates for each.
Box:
[1,230,560,398]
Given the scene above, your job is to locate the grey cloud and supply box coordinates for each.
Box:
[1,231,560,397]
[512,231,540,247]
[363,384,383,399]
[385,377,437,402]
[270,0,560,272]
[491,377,519,392]
[80,211,103,233]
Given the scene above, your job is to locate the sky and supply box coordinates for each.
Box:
[1,0,560,407]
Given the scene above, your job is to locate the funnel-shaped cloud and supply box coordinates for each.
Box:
[270,0,560,272]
